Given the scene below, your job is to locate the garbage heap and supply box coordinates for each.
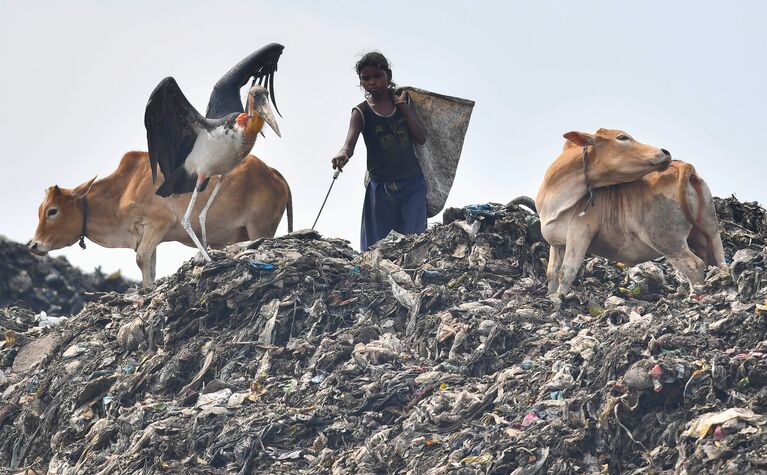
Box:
[0,236,134,317]
[0,196,766,474]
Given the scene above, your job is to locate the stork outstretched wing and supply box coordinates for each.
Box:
[144,77,206,183]
[206,43,284,119]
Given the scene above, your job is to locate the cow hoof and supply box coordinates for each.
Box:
[563,290,586,305]
[548,293,563,309]
[192,251,213,264]
[670,292,687,301]
[714,264,733,281]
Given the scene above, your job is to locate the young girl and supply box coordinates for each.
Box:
[332,52,428,251]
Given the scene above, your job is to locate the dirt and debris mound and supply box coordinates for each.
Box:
[0,236,135,316]
[0,197,766,474]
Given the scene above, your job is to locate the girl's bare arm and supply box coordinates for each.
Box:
[332,109,363,170]
[394,91,427,145]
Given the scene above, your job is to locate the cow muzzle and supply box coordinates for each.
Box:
[650,148,672,169]
[28,240,50,256]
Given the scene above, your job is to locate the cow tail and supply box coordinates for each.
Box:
[286,183,294,233]
[507,196,537,214]
[690,173,717,264]
[270,168,293,233]
[677,163,697,227]
[690,175,706,229]
[678,162,716,263]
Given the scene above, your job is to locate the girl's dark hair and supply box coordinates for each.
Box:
[356,52,396,88]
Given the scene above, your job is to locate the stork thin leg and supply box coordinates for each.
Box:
[181,176,212,262]
[199,175,225,249]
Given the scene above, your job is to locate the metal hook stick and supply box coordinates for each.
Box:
[311,169,341,230]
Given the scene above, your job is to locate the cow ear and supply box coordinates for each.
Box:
[73,176,97,198]
[563,131,595,147]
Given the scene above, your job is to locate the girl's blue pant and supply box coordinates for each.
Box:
[361,174,427,251]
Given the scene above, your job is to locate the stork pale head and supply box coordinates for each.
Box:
[247,85,281,137]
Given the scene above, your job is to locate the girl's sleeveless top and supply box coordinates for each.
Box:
[354,100,422,181]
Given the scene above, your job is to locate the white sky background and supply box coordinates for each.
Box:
[1,1,765,282]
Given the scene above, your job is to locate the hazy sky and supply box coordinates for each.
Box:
[1,1,765,282]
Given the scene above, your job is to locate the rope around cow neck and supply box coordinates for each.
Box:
[79,196,88,249]
[579,146,596,216]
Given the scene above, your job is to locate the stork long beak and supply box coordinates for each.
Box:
[248,85,281,137]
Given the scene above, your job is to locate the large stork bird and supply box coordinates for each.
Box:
[145,43,283,261]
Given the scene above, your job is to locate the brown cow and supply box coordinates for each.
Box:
[536,128,726,301]
[29,151,292,286]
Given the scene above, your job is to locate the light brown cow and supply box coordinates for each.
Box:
[29,151,292,286]
[536,128,726,301]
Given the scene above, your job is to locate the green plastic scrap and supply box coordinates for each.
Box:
[588,305,605,317]
[619,284,642,297]
[282,378,298,394]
